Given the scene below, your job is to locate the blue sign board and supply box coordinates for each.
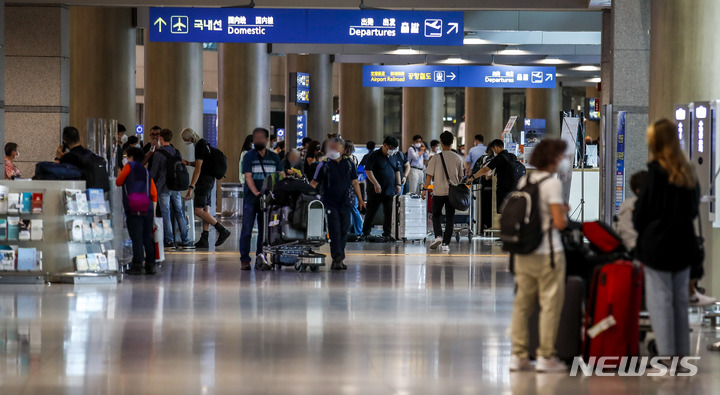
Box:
[296,73,310,105]
[276,128,285,138]
[296,115,306,149]
[615,111,626,215]
[149,8,463,46]
[363,65,556,89]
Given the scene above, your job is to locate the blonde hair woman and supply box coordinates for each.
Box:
[633,119,700,365]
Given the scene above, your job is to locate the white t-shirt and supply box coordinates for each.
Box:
[426,151,464,196]
[516,171,564,255]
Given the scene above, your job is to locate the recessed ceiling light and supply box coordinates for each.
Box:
[444,57,465,64]
[393,46,417,55]
[574,65,601,71]
[537,58,567,65]
[588,77,602,83]
[497,47,530,56]
[463,37,489,45]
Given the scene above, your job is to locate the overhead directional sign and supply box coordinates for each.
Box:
[363,65,557,88]
[149,8,463,46]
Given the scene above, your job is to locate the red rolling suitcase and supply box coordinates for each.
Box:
[583,260,643,360]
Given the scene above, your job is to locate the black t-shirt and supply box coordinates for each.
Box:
[59,145,93,169]
[194,139,213,177]
[313,158,358,207]
[487,150,517,193]
[364,149,400,196]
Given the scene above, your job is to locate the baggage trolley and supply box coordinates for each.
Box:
[262,196,327,273]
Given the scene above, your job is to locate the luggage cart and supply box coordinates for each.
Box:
[426,188,475,243]
[262,196,327,273]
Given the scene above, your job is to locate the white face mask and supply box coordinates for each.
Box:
[327,150,341,160]
[388,148,399,156]
[120,134,128,145]
[414,143,422,148]
[122,157,129,166]
[435,147,441,154]
[136,143,142,148]
[185,140,193,146]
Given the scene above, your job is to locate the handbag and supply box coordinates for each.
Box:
[125,168,151,215]
[439,153,471,211]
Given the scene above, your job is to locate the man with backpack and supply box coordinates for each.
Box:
[151,129,192,250]
[181,128,231,249]
[55,126,110,192]
[468,139,525,213]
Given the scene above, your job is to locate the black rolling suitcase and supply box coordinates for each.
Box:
[527,275,584,363]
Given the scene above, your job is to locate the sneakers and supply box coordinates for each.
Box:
[536,357,568,373]
[331,259,344,271]
[240,261,252,271]
[690,290,717,307]
[125,265,144,276]
[430,237,442,249]
[194,231,210,249]
[509,355,533,371]
[254,254,272,271]
[164,242,176,250]
[179,243,195,250]
[440,244,450,252]
[214,223,231,247]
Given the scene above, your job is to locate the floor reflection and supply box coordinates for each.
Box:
[0,237,716,393]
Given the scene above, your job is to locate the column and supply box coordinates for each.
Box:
[284,54,309,150]
[70,7,136,134]
[526,87,562,137]
[649,0,718,293]
[144,36,203,161]
[338,63,383,145]
[218,43,270,183]
[308,54,333,142]
[465,88,503,143]
[402,87,444,150]
[5,4,69,178]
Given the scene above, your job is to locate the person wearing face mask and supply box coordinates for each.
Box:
[508,139,569,373]
[344,140,364,238]
[240,127,285,271]
[310,137,366,270]
[116,124,128,171]
[407,135,429,195]
[465,134,486,177]
[361,136,402,240]
[468,139,521,214]
[182,128,232,249]
[429,140,441,158]
[142,126,162,167]
[4,142,21,180]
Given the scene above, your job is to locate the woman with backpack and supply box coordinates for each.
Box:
[634,119,700,364]
[116,147,158,275]
[506,139,568,373]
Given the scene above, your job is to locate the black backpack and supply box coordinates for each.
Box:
[203,143,228,180]
[500,175,551,254]
[74,150,110,192]
[158,149,190,191]
[511,160,527,185]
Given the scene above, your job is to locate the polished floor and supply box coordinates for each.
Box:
[1,223,719,394]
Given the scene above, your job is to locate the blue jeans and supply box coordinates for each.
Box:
[644,265,690,356]
[327,204,351,261]
[159,191,189,245]
[239,194,264,264]
[349,196,362,236]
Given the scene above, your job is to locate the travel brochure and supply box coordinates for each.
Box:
[0,246,42,271]
[0,190,43,215]
[74,250,118,272]
[69,219,113,242]
[0,217,43,241]
[64,188,108,215]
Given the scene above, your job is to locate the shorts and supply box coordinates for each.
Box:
[193,175,216,208]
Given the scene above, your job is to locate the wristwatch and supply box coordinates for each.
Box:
[188,185,195,190]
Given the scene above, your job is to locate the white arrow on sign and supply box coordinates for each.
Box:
[545,74,554,82]
[154,17,167,32]
[448,72,456,81]
[447,23,459,35]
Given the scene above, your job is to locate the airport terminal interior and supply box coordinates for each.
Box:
[1,0,720,393]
